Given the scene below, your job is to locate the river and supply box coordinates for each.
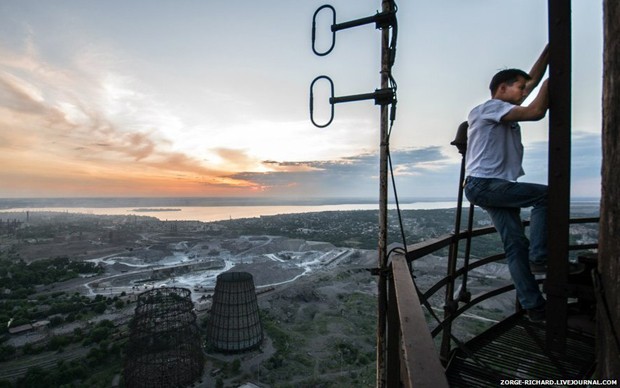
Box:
[0,201,461,222]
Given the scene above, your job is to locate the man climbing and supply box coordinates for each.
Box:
[463,45,562,322]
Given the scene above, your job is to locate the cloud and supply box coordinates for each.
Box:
[0,43,257,197]
[207,148,267,173]
[222,146,462,198]
[224,132,603,199]
[0,71,46,113]
[0,2,602,200]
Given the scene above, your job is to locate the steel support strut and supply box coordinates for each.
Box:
[546,0,572,352]
[377,1,392,383]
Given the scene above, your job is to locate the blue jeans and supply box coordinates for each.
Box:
[464,177,547,309]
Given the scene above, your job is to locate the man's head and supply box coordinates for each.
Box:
[489,69,532,104]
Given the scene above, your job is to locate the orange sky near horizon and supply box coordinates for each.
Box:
[0,1,604,199]
[0,84,261,197]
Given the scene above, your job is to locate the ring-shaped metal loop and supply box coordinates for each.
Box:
[309,75,335,128]
[312,4,336,56]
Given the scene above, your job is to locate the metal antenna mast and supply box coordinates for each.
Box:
[310,1,397,385]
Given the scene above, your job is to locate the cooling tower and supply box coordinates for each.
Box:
[206,271,264,352]
[124,287,204,388]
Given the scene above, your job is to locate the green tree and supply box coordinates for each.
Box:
[88,326,112,344]
[93,302,107,314]
[231,358,241,373]
[17,366,50,388]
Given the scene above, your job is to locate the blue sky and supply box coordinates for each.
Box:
[0,0,603,199]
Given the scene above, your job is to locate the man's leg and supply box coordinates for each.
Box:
[465,177,546,309]
[484,206,545,310]
[465,177,548,264]
[527,192,548,264]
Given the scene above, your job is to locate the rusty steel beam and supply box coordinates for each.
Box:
[546,0,572,352]
[390,254,449,387]
[376,0,394,385]
[386,269,402,387]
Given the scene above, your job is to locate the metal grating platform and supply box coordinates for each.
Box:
[446,313,595,387]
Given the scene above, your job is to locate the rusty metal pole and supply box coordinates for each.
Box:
[376,0,392,386]
[546,0,571,352]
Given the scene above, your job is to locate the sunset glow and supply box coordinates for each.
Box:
[0,1,603,199]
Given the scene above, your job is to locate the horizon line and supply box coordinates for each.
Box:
[0,195,601,209]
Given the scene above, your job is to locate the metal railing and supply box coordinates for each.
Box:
[381,216,598,386]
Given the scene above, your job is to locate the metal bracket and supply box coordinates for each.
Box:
[310,75,395,128]
[443,300,459,314]
[331,88,395,106]
[457,290,471,304]
[368,267,390,277]
[310,3,397,128]
[312,4,396,56]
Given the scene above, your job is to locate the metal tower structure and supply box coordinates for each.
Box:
[309,2,397,384]
[123,287,204,388]
[206,271,263,353]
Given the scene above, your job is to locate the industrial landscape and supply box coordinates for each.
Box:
[0,205,600,387]
[0,209,383,387]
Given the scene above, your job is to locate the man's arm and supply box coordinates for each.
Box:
[502,79,549,122]
[524,44,549,96]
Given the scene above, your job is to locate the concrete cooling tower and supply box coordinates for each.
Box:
[206,271,264,352]
[124,287,204,388]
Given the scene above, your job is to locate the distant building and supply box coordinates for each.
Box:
[8,324,33,335]
[8,320,49,335]
[123,287,204,388]
[206,272,263,353]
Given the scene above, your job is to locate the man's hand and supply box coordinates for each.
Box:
[503,79,549,122]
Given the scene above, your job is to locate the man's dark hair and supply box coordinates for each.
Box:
[489,69,531,95]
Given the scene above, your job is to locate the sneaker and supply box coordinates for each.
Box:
[529,262,585,275]
[527,303,546,323]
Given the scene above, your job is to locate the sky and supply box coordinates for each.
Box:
[0,0,603,200]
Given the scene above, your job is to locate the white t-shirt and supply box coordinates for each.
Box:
[465,99,525,181]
